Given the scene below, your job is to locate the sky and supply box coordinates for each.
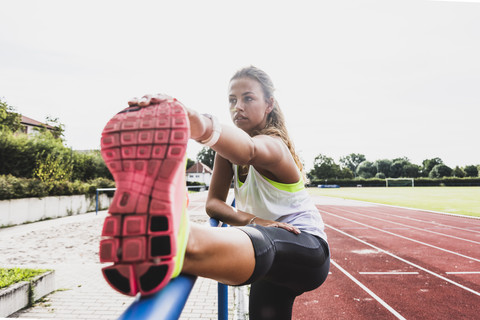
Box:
[1,0,479,171]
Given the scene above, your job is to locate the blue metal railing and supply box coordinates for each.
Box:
[114,197,233,320]
[117,219,229,320]
[117,274,197,320]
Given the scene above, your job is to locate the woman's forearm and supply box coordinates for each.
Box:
[205,198,254,226]
[187,108,257,166]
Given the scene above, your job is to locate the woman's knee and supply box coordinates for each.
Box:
[249,281,296,320]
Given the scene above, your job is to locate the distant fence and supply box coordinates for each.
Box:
[310,178,480,187]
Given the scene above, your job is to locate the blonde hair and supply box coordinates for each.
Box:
[230,66,305,180]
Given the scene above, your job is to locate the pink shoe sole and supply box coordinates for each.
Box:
[99,99,189,296]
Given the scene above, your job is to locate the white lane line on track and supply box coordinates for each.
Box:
[331,206,480,245]
[446,271,480,274]
[359,272,419,275]
[349,205,480,235]
[319,197,480,221]
[331,259,407,320]
[321,210,480,263]
[379,213,480,234]
[327,224,480,297]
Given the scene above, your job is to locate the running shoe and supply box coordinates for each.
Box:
[99,97,190,296]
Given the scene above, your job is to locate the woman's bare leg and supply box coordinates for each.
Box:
[181,223,255,286]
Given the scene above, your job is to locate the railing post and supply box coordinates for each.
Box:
[209,218,229,320]
[209,197,235,320]
[218,222,229,320]
[96,189,99,215]
[95,188,117,215]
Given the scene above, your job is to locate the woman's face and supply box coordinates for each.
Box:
[228,77,273,135]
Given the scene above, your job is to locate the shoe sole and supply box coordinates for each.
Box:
[99,99,189,296]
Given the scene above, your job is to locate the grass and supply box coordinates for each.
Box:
[308,187,480,217]
[0,268,49,289]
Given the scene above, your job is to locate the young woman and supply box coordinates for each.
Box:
[100,66,330,320]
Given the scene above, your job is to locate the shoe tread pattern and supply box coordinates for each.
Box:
[99,99,189,296]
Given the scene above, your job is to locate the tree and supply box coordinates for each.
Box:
[197,147,216,169]
[339,153,366,178]
[309,154,341,180]
[0,98,21,132]
[374,159,392,177]
[356,161,376,179]
[389,161,402,178]
[422,157,443,177]
[389,158,411,178]
[464,165,479,178]
[429,164,452,178]
[403,164,421,178]
[339,167,354,179]
[41,116,65,140]
[452,166,465,178]
[186,158,195,170]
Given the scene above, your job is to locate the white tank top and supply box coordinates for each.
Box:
[233,165,327,240]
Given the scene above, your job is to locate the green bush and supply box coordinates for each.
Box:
[72,151,112,181]
[0,175,16,199]
[415,177,480,186]
[0,268,49,289]
[186,181,206,186]
[0,131,68,178]
[49,180,75,196]
[23,178,49,198]
[0,175,115,200]
[0,175,49,199]
[87,177,116,195]
[34,150,73,184]
[0,131,111,181]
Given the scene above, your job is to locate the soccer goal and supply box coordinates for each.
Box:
[385,178,414,187]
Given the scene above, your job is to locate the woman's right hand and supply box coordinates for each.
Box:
[127,93,211,142]
[128,93,171,106]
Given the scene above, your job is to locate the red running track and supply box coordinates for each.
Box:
[293,196,480,320]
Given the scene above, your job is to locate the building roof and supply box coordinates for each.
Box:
[186,162,213,174]
[20,115,54,130]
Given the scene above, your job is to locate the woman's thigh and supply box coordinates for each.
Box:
[238,225,330,293]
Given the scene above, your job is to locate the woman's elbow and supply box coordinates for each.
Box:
[232,143,257,166]
[205,200,217,218]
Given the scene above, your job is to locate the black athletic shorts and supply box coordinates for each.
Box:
[237,224,330,294]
